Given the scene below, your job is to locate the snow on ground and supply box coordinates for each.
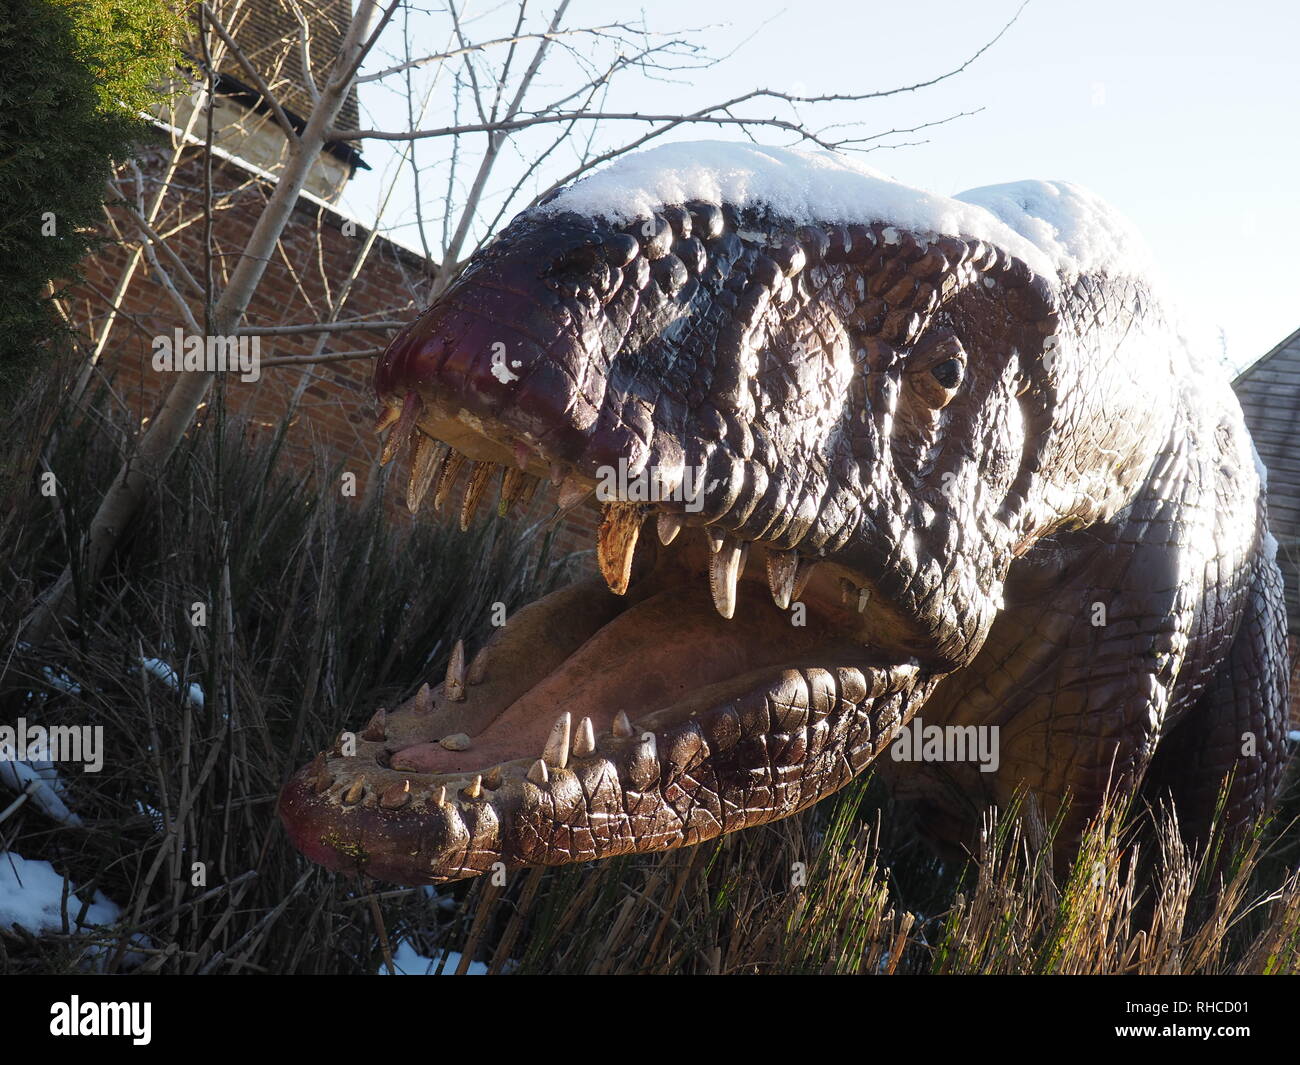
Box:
[381,941,489,975]
[0,852,121,933]
[541,140,1155,282]
[0,853,153,967]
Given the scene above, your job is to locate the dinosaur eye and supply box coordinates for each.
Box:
[930,357,964,389]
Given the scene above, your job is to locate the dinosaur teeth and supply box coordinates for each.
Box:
[558,476,592,510]
[360,708,387,742]
[792,558,818,601]
[627,732,659,789]
[612,710,634,738]
[549,462,566,487]
[709,539,747,620]
[463,774,483,801]
[498,466,528,516]
[439,732,471,751]
[434,785,447,805]
[597,503,644,595]
[341,776,365,805]
[543,711,571,769]
[309,755,333,794]
[460,461,496,530]
[656,511,683,545]
[704,527,725,553]
[380,392,421,466]
[527,758,550,786]
[445,638,467,701]
[483,766,503,790]
[407,434,448,514]
[414,682,434,713]
[766,549,799,609]
[513,442,531,470]
[433,449,467,511]
[379,779,411,810]
[573,716,596,757]
[467,646,489,685]
[374,404,402,434]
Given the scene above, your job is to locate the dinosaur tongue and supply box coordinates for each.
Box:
[389,577,830,775]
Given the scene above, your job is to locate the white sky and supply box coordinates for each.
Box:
[338,0,1300,373]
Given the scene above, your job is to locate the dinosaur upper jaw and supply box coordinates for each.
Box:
[278,511,934,884]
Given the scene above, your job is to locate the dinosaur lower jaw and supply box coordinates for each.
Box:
[278,528,932,885]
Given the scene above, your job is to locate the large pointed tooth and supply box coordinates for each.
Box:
[414,682,434,713]
[612,710,634,738]
[627,732,659,790]
[407,434,448,514]
[483,766,503,790]
[360,708,387,742]
[527,758,550,786]
[434,784,447,805]
[549,462,566,487]
[704,527,724,553]
[657,511,683,545]
[519,475,540,508]
[709,539,747,619]
[375,404,402,434]
[573,716,596,758]
[342,776,365,805]
[445,638,466,701]
[467,646,489,685]
[432,449,467,512]
[463,774,483,800]
[512,441,532,470]
[460,461,496,530]
[597,503,645,595]
[558,476,592,510]
[766,549,799,609]
[542,711,571,769]
[792,558,818,601]
[498,466,528,516]
[379,392,421,465]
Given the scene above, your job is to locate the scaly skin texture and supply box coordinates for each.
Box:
[279,178,1290,886]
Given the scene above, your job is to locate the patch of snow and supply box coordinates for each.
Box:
[41,666,82,695]
[381,941,489,975]
[541,140,1152,282]
[0,852,152,968]
[141,657,205,708]
[0,756,81,826]
[955,179,1157,285]
[0,852,120,934]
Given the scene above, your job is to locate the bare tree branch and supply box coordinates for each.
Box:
[200,2,299,144]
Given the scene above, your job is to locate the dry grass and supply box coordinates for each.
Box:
[1,367,1297,975]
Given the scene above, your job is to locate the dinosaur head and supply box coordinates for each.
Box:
[280,144,1129,885]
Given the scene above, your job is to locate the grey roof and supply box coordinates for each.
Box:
[1234,325,1300,632]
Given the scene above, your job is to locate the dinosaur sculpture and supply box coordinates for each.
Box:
[279,142,1289,885]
